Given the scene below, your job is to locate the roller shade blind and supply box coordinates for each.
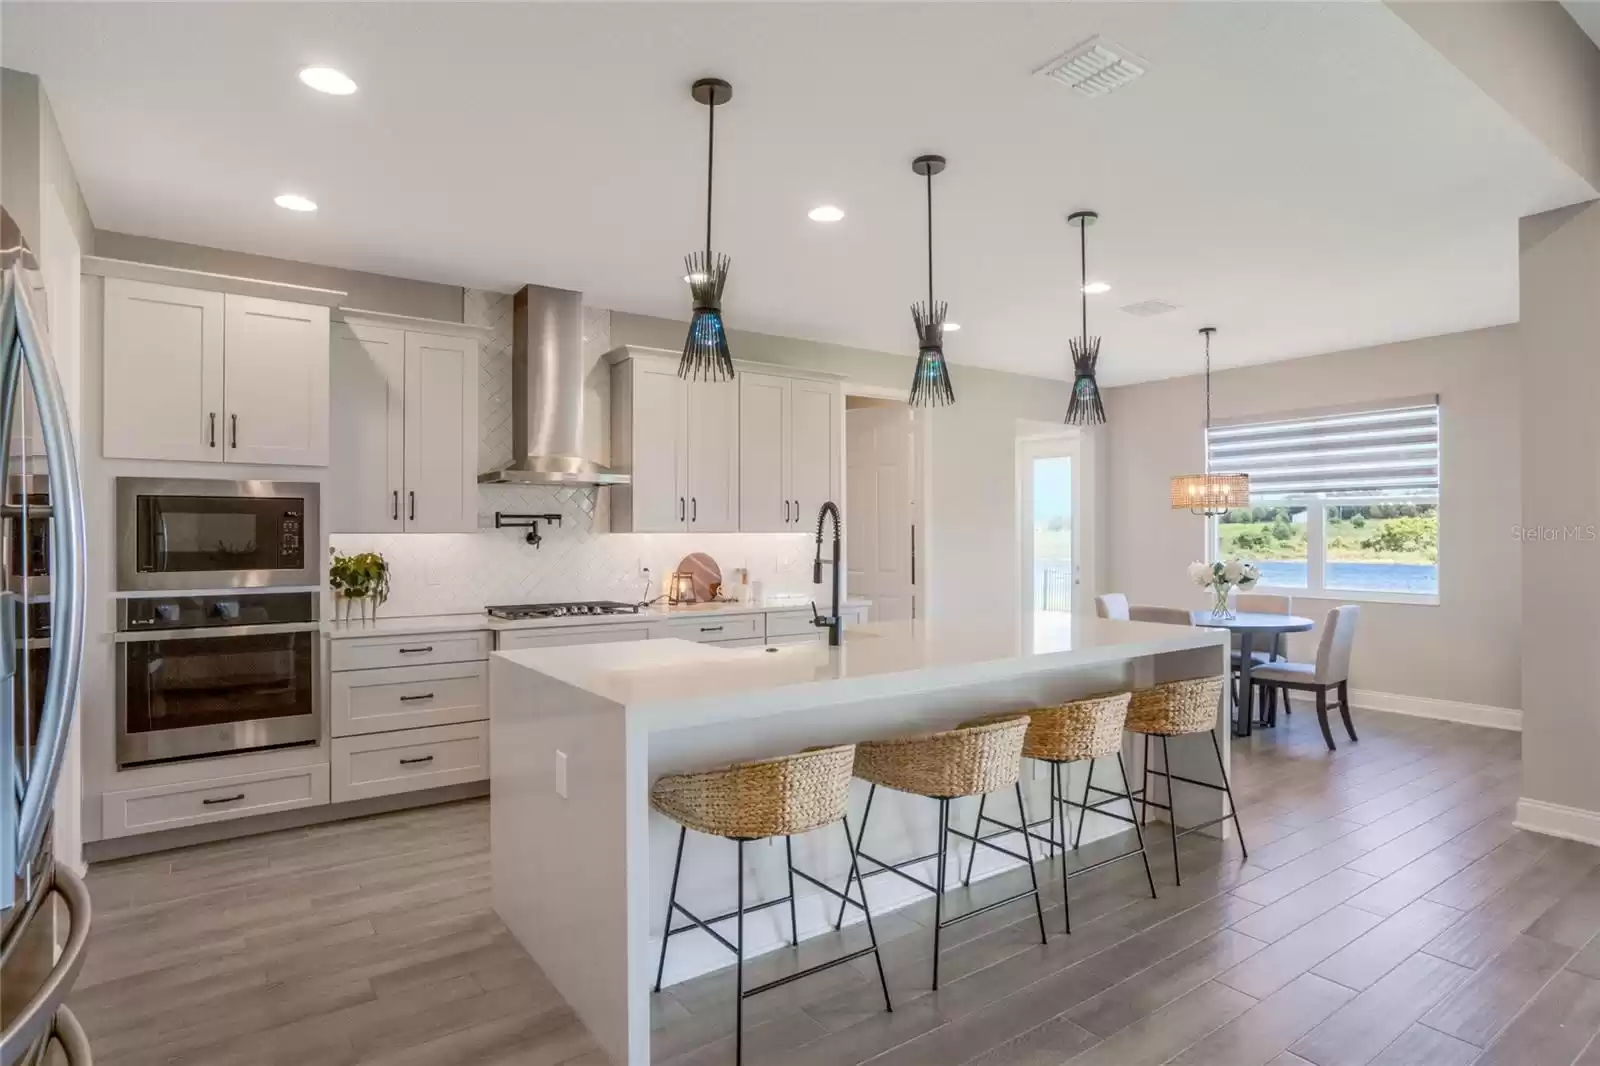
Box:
[1207,402,1439,500]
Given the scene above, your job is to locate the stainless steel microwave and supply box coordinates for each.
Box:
[116,478,320,592]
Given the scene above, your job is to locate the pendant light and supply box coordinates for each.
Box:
[680,77,734,382]
[1064,210,1107,425]
[908,154,955,407]
[1170,327,1250,515]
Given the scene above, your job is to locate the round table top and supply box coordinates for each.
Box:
[1189,611,1316,633]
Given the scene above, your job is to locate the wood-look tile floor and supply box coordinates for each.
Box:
[76,710,1600,1065]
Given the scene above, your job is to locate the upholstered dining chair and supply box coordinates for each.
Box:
[1128,605,1193,626]
[1250,605,1361,751]
[1094,593,1129,620]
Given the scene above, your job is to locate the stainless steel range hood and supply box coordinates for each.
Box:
[479,284,629,486]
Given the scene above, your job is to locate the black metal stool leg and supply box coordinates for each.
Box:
[735,839,746,1066]
[1139,734,1151,828]
[1212,729,1248,861]
[932,798,950,990]
[785,836,799,945]
[654,825,687,993]
[1015,782,1049,942]
[963,793,987,886]
[834,784,876,931]
[842,816,892,1014]
[1162,736,1182,886]
[1073,758,1094,850]
[1119,752,1158,900]
[1053,762,1069,892]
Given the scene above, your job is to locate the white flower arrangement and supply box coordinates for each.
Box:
[1189,557,1261,593]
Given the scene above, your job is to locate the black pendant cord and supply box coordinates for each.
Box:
[1203,329,1212,476]
[926,169,935,311]
[1079,218,1088,347]
[705,97,715,259]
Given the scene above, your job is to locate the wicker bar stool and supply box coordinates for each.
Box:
[651,744,891,1065]
[834,716,1046,990]
[1126,676,1247,886]
[960,692,1157,935]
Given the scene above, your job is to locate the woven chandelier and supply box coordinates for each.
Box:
[1170,327,1250,515]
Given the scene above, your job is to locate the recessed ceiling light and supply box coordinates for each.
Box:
[1082,281,1112,295]
[808,205,845,223]
[274,193,318,212]
[944,322,961,332]
[298,66,357,95]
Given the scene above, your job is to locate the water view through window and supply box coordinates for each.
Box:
[1217,503,1438,596]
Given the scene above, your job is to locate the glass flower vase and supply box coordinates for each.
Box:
[1210,585,1235,620]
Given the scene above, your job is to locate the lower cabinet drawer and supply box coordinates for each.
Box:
[331,721,488,803]
[654,614,764,643]
[766,632,824,647]
[765,610,817,638]
[331,661,488,737]
[102,764,330,839]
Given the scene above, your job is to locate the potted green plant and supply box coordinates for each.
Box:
[329,548,390,622]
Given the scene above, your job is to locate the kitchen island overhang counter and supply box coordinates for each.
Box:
[490,618,1232,1064]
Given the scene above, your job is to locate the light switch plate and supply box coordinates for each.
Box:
[555,750,568,799]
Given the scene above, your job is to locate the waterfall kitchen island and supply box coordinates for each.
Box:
[489,617,1231,1063]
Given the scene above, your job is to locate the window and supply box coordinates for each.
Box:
[1209,402,1439,603]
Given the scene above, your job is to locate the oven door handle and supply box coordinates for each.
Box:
[114,620,323,643]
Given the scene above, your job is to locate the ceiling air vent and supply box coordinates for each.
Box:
[1035,38,1147,98]
[1120,299,1179,318]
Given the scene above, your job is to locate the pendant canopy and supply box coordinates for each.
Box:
[680,78,735,382]
[1170,327,1251,515]
[908,154,955,407]
[1064,210,1106,426]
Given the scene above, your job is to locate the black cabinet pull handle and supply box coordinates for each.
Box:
[397,645,434,654]
[783,500,790,523]
[678,497,685,521]
[794,500,801,524]
[399,692,435,702]
[700,625,724,633]
[409,491,416,521]
[400,755,435,766]
[230,413,238,449]
[392,490,399,522]
[691,497,697,522]
[209,412,216,448]
[202,793,245,806]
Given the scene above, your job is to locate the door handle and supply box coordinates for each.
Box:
[783,500,790,523]
[679,497,685,522]
[911,523,917,585]
[202,793,245,806]
[793,500,801,524]
[400,755,436,766]
[230,413,238,449]
[691,497,697,522]
[409,491,416,521]
[392,490,399,522]
[209,412,216,448]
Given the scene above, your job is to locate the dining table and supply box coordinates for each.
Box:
[1190,610,1317,737]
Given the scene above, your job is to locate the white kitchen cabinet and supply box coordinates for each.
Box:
[609,351,739,533]
[102,277,225,463]
[96,264,338,466]
[739,370,841,532]
[328,314,482,534]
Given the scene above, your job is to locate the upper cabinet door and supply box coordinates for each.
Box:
[788,377,840,528]
[402,331,479,534]
[685,380,739,532]
[629,361,688,532]
[329,322,405,533]
[224,295,330,466]
[102,278,225,462]
[738,372,792,532]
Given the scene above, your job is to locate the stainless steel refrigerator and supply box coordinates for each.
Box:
[0,208,92,1064]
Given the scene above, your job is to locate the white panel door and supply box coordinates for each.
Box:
[329,323,405,532]
[738,372,791,532]
[685,380,739,532]
[403,331,478,533]
[628,361,687,532]
[224,294,330,466]
[846,405,916,621]
[102,278,224,462]
[788,378,839,529]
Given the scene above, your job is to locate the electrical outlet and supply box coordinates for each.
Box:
[555,750,568,799]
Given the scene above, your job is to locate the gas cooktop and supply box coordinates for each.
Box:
[486,601,642,620]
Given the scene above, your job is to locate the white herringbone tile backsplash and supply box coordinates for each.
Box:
[330,289,814,616]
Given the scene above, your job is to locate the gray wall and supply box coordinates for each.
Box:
[1520,200,1600,814]
[612,312,1074,633]
[1102,324,1522,709]
[93,231,463,323]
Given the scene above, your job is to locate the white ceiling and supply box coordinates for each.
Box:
[6,2,1593,384]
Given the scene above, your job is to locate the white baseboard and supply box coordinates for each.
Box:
[1514,797,1600,846]
[1348,688,1521,732]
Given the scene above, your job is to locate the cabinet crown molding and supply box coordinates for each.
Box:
[334,308,493,340]
[603,345,848,384]
[83,256,348,307]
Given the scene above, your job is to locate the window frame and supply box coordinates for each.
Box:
[1209,492,1440,606]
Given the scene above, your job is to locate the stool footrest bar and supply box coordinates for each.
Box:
[744,945,880,998]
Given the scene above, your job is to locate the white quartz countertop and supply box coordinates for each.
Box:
[322,597,869,639]
[494,617,1226,730]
